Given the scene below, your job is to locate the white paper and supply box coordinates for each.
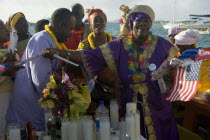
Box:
[8,29,18,54]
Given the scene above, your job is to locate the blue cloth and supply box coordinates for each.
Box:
[128,12,151,29]
[178,46,203,61]
[6,31,60,130]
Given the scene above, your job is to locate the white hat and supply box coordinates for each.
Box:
[175,29,201,45]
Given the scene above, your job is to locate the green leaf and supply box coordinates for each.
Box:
[72,97,81,101]
[75,103,86,113]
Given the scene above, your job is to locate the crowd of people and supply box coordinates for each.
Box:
[0,3,206,140]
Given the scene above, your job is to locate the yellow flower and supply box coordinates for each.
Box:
[47,100,55,109]
[42,88,50,94]
[176,52,181,57]
[138,84,148,95]
[38,98,43,103]
[51,93,57,98]
[43,93,49,98]
[69,86,91,110]
[46,76,56,89]
[40,102,48,109]
[78,43,85,50]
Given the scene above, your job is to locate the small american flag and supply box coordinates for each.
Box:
[166,60,202,101]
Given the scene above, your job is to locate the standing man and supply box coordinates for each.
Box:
[6,8,76,130]
[65,3,91,50]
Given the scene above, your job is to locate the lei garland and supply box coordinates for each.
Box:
[127,33,152,83]
[88,32,113,49]
[45,25,67,50]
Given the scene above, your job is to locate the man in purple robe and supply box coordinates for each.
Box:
[6,8,75,130]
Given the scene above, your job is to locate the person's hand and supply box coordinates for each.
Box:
[42,48,67,60]
[1,64,25,76]
[151,61,171,81]
[3,50,16,63]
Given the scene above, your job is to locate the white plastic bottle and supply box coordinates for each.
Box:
[95,100,109,119]
[95,101,110,140]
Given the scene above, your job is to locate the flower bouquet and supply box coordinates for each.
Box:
[38,71,91,138]
[38,72,91,117]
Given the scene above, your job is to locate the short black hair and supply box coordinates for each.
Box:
[71,3,84,12]
[51,8,73,26]
[34,19,49,33]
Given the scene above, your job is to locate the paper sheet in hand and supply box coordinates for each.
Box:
[8,30,18,54]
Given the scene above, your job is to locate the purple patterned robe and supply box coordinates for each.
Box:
[81,36,179,140]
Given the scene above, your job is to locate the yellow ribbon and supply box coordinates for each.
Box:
[88,32,113,49]
[11,13,24,29]
[44,25,67,50]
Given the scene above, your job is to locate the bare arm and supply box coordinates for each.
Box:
[42,48,83,63]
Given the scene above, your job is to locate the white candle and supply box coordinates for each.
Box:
[82,119,94,140]
[135,111,141,140]
[9,128,21,140]
[77,119,83,140]
[126,102,137,114]
[67,120,78,140]
[126,114,135,140]
[43,135,51,140]
[61,121,69,140]
[119,120,126,140]
[110,99,119,129]
[111,134,120,140]
[100,119,111,140]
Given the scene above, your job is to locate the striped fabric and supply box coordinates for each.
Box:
[166,61,202,101]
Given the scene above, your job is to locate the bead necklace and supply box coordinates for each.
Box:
[127,33,152,83]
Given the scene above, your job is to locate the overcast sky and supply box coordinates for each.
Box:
[0,0,210,23]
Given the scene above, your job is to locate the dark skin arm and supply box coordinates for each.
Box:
[1,50,25,76]
[1,64,24,76]
[42,48,82,63]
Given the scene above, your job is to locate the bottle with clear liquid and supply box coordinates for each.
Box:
[95,101,110,140]
[95,100,109,119]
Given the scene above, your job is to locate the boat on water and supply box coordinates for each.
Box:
[161,15,210,34]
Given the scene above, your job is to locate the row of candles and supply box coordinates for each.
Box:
[60,101,141,140]
[7,102,141,140]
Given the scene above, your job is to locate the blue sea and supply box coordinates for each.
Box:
[29,22,210,47]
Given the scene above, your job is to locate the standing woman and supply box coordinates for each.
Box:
[78,8,116,50]
[43,5,179,140]
[0,19,23,137]
[6,12,31,58]
[67,8,117,114]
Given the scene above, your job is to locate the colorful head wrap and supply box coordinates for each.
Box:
[86,8,107,24]
[167,27,182,37]
[127,5,155,29]
[6,12,25,29]
[175,29,201,45]
[128,13,151,29]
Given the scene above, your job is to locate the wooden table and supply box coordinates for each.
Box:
[182,97,210,132]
